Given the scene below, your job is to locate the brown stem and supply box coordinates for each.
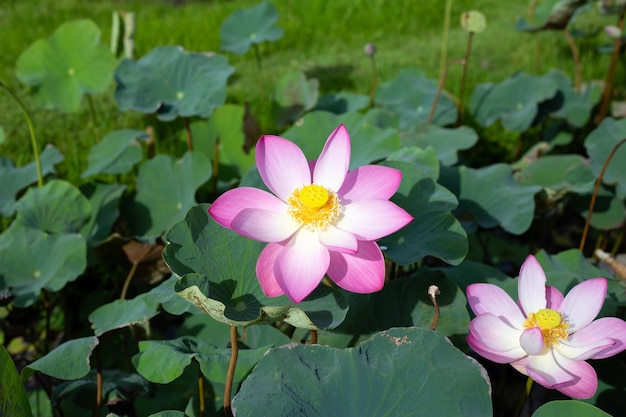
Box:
[563,29,581,92]
[579,137,626,252]
[458,32,474,124]
[224,325,239,417]
[429,60,451,125]
[596,6,626,124]
[309,330,318,344]
[91,347,103,417]
[428,285,441,331]
[120,244,151,300]
[184,117,193,151]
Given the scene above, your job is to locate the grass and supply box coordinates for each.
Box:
[0,0,620,183]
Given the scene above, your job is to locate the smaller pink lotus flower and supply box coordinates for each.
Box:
[209,124,413,303]
[466,254,626,399]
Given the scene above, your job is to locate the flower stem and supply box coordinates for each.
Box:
[198,365,205,417]
[579,137,626,252]
[514,377,534,417]
[428,59,451,125]
[0,81,43,187]
[428,285,441,330]
[439,0,452,77]
[252,43,266,103]
[184,117,194,151]
[368,54,378,108]
[224,325,239,417]
[458,31,475,124]
[563,29,581,92]
[86,94,101,140]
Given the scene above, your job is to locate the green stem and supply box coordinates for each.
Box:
[428,59,451,125]
[224,325,239,417]
[563,29,581,92]
[252,43,266,103]
[368,54,378,108]
[0,81,43,187]
[86,94,101,139]
[439,0,452,77]
[458,32,474,124]
[514,377,534,417]
[184,117,193,151]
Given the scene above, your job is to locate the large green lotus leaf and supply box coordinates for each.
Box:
[219,1,284,55]
[15,19,115,112]
[232,327,492,417]
[400,125,478,165]
[115,46,234,121]
[149,412,187,417]
[189,104,256,178]
[21,337,98,381]
[378,159,468,266]
[14,179,91,234]
[1,345,33,417]
[0,225,87,307]
[163,204,348,329]
[470,72,559,132]
[584,117,626,197]
[375,68,457,128]
[315,92,370,114]
[517,0,588,32]
[239,324,291,349]
[532,400,611,417]
[89,275,199,336]
[51,370,151,410]
[81,129,148,178]
[274,71,319,125]
[545,70,600,128]
[80,182,126,245]
[334,270,470,337]
[126,151,211,240]
[534,249,625,315]
[133,336,270,384]
[439,164,542,234]
[514,154,595,193]
[0,145,64,217]
[280,110,400,170]
[571,185,626,230]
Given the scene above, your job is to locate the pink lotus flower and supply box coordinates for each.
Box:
[209,124,413,303]
[466,254,626,399]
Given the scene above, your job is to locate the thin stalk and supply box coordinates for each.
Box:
[514,377,534,417]
[86,94,101,139]
[596,5,626,124]
[252,43,266,103]
[439,0,453,77]
[428,59,451,125]
[184,117,193,151]
[563,29,581,92]
[428,285,441,331]
[198,366,205,417]
[458,31,475,124]
[368,54,378,108]
[120,244,151,300]
[43,290,51,354]
[0,81,43,187]
[224,325,239,417]
[310,329,318,344]
[579,137,626,252]
[611,227,625,256]
[212,135,220,194]
[91,347,103,417]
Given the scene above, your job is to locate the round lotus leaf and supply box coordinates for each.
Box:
[376,68,457,128]
[532,400,611,417]
[274,71,319,125]
[115,46,234,121]
[232,327,492,417]
[82,129,148,178]
[514,154,595,194]
[399,125,478,165]
[14,179,91,234]
[220,1,284,55]
[163,204,348,330]
[584,117,626,198]
[461,11,486,33]
[15,19,116,112]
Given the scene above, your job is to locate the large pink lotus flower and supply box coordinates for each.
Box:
[209,124,413,303]
[466,254,626,399]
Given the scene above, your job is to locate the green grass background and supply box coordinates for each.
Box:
[0,0,618,182]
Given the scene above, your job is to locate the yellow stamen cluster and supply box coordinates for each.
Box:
[288,184,340,231]
[523,308,569,347]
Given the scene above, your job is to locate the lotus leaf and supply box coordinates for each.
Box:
[220,1,284,55]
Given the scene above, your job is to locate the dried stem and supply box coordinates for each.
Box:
[579,137,626,252]
[563,29,581,92]
[224,325,239,417]
[596,5,626,124]
[310,329,318,344]
[0,81,43,187]
[428,285,441,331]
